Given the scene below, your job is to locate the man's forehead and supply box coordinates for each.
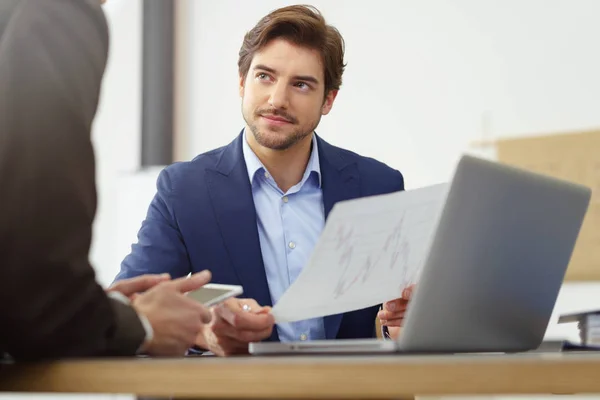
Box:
[251,40,324,80]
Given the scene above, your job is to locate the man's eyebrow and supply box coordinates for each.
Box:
[253,64,320,85]
[253,64,277,74]
[294,74,319,85]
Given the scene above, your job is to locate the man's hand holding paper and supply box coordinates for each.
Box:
[195,184,445,354]
[380,284,415,339]
[270,183,447,326]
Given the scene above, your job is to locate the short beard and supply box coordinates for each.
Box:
[243,107,320,151]
[247,122,311,151]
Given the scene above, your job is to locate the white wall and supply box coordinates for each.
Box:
[90,0,143,288]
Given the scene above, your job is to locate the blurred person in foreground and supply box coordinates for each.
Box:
[0,0,212,361]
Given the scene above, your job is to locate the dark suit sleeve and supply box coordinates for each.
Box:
[116,168,192,282]
[394,169,405,191]
[0,0,146,359]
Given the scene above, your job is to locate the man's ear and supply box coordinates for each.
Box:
[321,89,338,115]
[239,74,245,98]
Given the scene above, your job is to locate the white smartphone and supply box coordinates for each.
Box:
[187,283,243,307]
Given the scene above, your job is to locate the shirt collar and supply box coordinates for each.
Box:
[242,129,322,188]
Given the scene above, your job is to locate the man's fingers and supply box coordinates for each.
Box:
[216,303,274,330]
[402,284,416,300]
[212,315,272,343]
[382,285,415,312]
[378,310,405,321]
[199,305,213,324]
[384,298,408,312]
[217,303,242,326]
[108,273,170,297]
[209,332,248,356]
[219,298,260,319]
[172,270,212,293]
[381,318,403,327]
[257,306,272,314]
[236,326,273,343]
[231,298,262,313]
[174,320,202,347]
[212,317,243,341]
[180,295,213,324]
[236,312,274,330]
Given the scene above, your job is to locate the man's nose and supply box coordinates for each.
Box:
[268,82,290,109]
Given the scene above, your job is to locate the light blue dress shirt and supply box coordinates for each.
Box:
[242,131,326,342]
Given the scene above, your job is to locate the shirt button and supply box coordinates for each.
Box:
[300,333,308,341]
[264,171,270,179]
[288,241,296,249]
[282,196,289,203]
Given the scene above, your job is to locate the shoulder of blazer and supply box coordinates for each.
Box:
[316,134,405,193]
[157,135,241,196]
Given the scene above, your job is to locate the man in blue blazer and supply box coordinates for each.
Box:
[114,4,411,356]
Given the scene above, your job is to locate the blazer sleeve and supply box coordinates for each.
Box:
[115,168,192,282]
[0,0,146,360]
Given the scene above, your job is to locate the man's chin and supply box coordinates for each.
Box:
[253,130,298,151]
[257,138,296,151]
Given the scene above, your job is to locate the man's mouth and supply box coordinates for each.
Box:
[261,114,293,124]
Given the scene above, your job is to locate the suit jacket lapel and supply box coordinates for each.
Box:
[206,134,278,341]
[206,133,360,342]
[316,135,361,339]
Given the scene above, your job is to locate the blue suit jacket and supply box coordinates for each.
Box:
[115,132,404,341]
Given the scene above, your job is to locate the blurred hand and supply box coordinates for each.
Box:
[197,298,274,356]
[378,284,415,340]
[133,270,213,356]
[106,273,171,300]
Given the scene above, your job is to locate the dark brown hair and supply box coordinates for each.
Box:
[238,5,346,94]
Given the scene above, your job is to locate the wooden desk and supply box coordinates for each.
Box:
[1,352,600,399]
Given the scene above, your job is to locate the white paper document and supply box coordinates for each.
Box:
[270,183,448,323]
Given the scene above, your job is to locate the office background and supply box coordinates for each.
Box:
[10,1,593,398]
[94,0,600,329]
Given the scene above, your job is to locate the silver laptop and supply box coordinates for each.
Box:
[249,154,591,355]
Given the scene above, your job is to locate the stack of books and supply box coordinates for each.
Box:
[558,310,600,347]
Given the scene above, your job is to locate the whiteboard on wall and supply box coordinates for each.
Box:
[495,129,600,281]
